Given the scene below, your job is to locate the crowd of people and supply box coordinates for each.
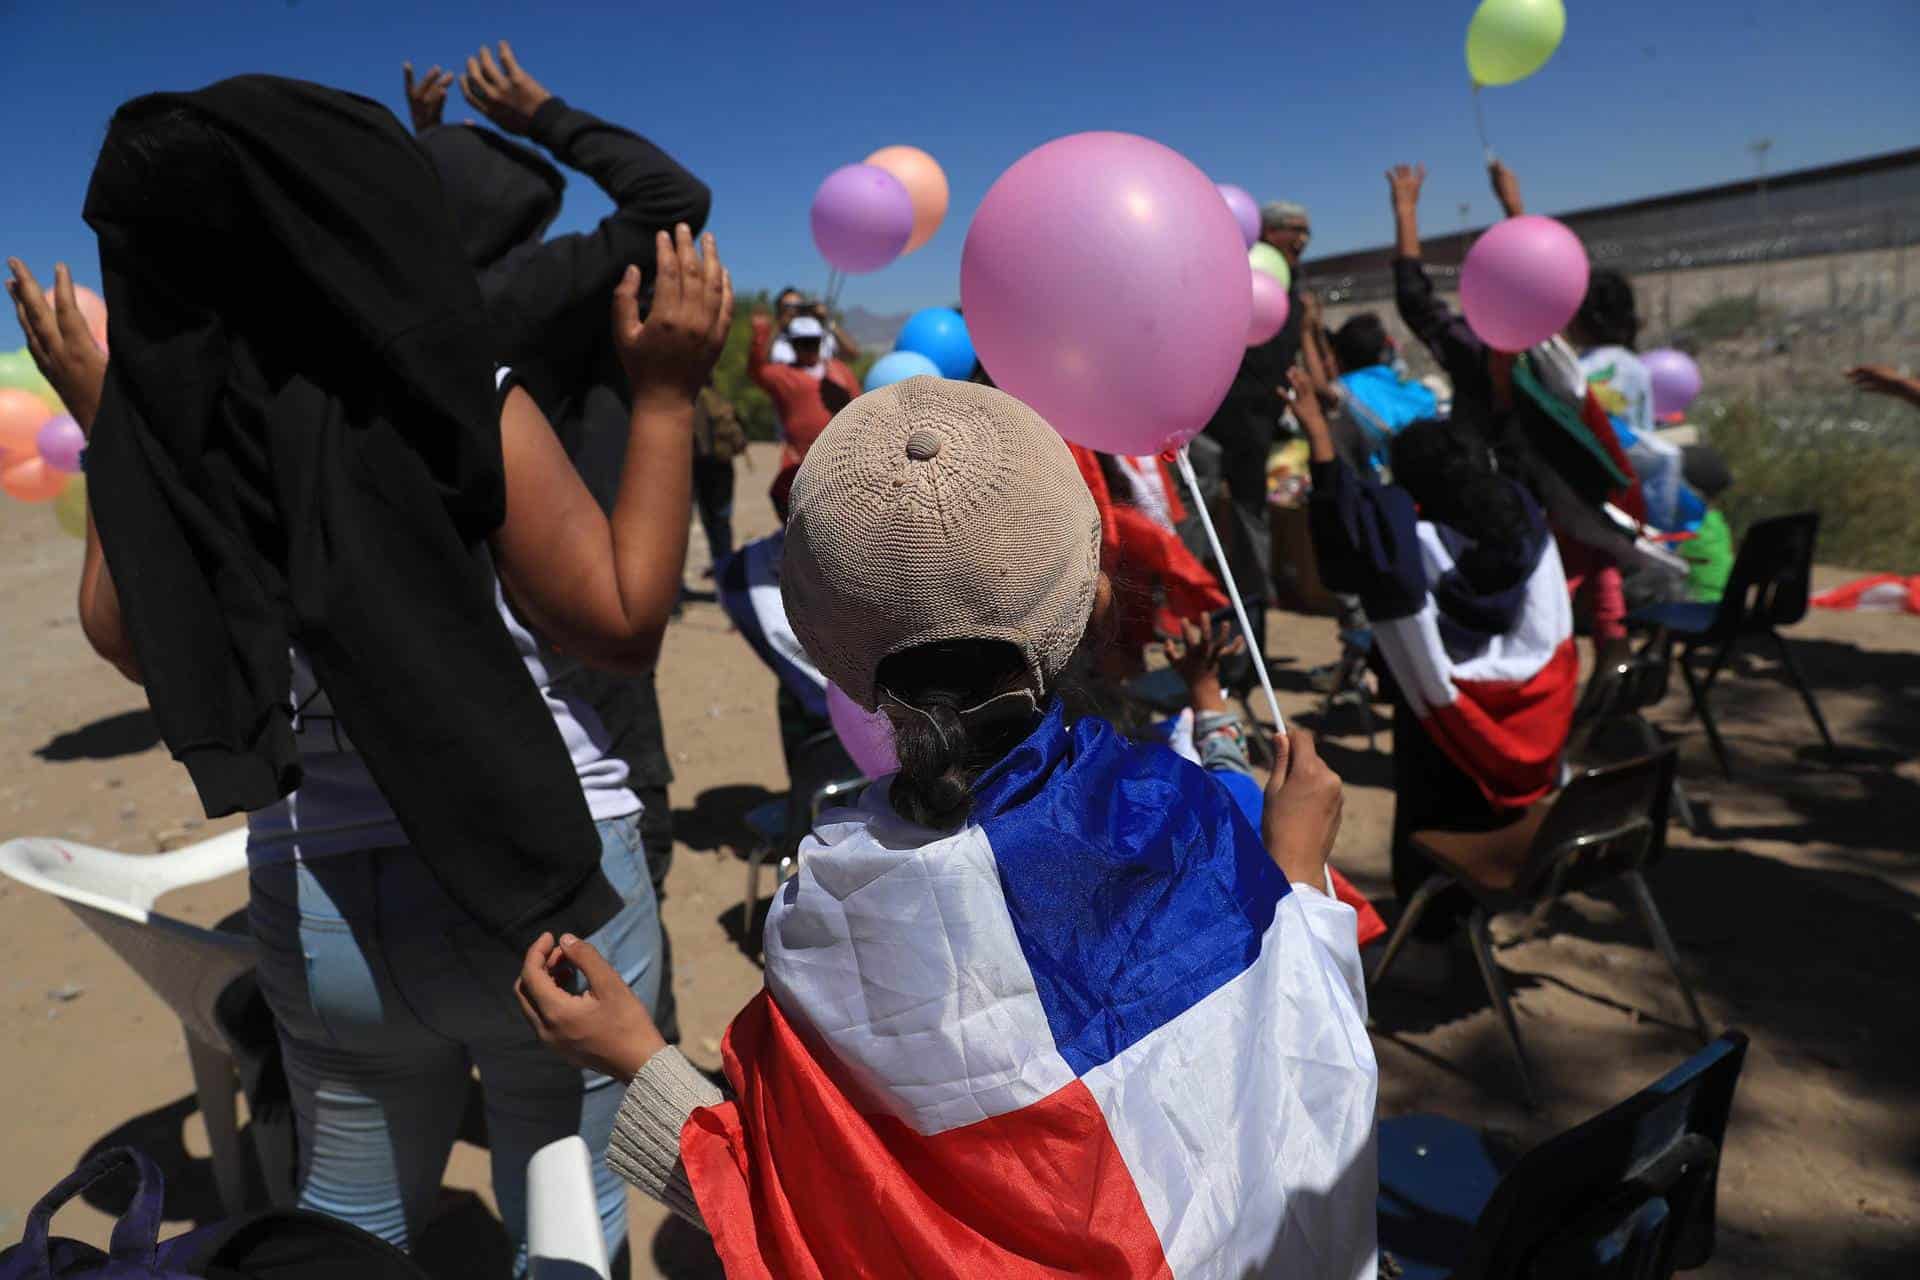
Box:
[1,42,1764,1280]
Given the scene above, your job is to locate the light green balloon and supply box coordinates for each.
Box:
[52,473,88,540]
[1249,242,1292,291]
[1466,0,1566,87]
[0,348,59,409]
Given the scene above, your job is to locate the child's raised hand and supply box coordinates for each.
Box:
[1163,617,1244,713]
[516,931,665,1082]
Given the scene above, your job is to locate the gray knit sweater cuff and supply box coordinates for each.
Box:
[607,1047,727,1231]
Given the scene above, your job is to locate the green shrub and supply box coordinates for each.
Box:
[1681,295,1778,342]
[1698,395,1920,573]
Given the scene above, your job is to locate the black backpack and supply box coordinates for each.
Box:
[0,1148,428,1280]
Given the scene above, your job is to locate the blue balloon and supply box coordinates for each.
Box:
[893,307,976,380]
[864,350,942,392]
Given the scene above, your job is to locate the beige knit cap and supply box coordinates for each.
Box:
[781,376,1103,711]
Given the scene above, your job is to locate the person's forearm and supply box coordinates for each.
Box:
[601,392,695,670]
[529,98,711,236]
[79,516,142,684]
[1393,202,1421,259]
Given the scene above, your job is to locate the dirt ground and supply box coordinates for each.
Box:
[3,442,1916,1276]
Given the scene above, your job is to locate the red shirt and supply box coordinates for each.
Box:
[749,322,860,469]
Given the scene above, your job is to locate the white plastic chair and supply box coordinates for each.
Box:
[0,828,264,1215]
[525,1135,610,1279]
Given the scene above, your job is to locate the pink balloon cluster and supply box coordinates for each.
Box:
[0,387,82,504]
[961,132,1251,456]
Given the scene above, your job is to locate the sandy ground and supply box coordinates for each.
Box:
[3,441,1917,1276]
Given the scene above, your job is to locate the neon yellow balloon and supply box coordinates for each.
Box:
[1249,242,1292,291]
[1466,0,1566,87]
[53,473,88,539]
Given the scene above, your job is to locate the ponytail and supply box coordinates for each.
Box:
[876,640,1040,829]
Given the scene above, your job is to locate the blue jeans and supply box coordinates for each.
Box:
[249,814,661,1272]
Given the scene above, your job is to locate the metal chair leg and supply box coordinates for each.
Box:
[1770,631,1836,751]
[1625,870,1711,1043]
[1368,873,1449,987]
[743,845,767,933]
[1634,716,1699,832]
[1678,649,1735,778]
[1466,908,1538,1109]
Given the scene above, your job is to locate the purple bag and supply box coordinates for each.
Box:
[1,1147,427,1279]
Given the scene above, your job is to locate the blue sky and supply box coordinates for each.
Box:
[5,0,1916,313]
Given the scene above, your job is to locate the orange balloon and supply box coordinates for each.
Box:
[864,145,949,255]
[1,455,71,503]
[0,386,51,463]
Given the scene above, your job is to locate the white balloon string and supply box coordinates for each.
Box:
[1174,445,1285,735]
[1472,83,1495,165]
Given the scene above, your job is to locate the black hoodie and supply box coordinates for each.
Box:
[417,98,710,496]
[84,77,617,947]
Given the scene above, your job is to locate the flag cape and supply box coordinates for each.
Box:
[683,705,1379,1278]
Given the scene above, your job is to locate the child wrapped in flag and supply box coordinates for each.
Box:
[516,376,1380,1278]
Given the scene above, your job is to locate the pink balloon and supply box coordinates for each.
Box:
[810,164,914,274]
[35,414,85,473]
[1248,269,1291,346]
[1217,183,1260,249]
[826,682,898,778]
[962,132,1251,456]
[1642,348,1703,418]
[1459,215,1590,353]
[72,285,108,352]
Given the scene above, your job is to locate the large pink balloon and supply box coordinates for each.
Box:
[1459,215,1589,353]
[1642,348,1703,418]
[865,146,949,255]
[962,133,1251,456]
[810,164,914,274]
[1218,183,1260,249]
[1248,268,1291,346]
[826,682,898,778]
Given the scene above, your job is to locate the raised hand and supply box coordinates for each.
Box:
[1488,159,1525,218]
[1387,163,1426,212]
[1845,364,1920,409]
[1261,726,1343,892]
[612,225,734,403]
[6,260,107,430]
[516,932,665,1081]
[1162,617,1245,713]
[458,40,552,136]
[402,61,454,134]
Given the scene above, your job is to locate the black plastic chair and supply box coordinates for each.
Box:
[1378,1031,1749,1279]
[1629,512,1833,777]
[1575,630,1700,833]
[1370,748,1709,1106]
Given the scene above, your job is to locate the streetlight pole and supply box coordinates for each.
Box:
[1749,138,1774,225]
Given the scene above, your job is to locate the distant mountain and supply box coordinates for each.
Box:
[841,304,911,350]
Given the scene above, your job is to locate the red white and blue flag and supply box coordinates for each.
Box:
[1369,521,1577,810]
[681,706,1379,1279]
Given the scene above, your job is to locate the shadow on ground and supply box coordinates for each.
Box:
[34,709,161,762]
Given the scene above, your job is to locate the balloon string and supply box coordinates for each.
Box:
[1472,83,1495,165]
[1174,446,1285,735]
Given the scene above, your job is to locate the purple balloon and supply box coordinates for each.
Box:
[1642,348,1703,418]
[1218,183,1260,249]
[1460,215,1590,353]
[826,681,898,778]
[35,413,85,474]
[962,132,1251,457]
[810,164,914,274]
[1248,269,1290,346]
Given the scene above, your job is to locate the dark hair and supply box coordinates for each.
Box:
[1388,417,1537,589]
[776,286,802,305]
[1330,314,1390,373]
[1572,269,1640,349]
[877,639,1040,828]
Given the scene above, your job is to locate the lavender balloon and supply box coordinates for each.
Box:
[962,132,1251,457]
[810,164,914,274]
[1459,215,1589,353]
[826,681,898,777]
[35,414,85,474]
[1218,183,1260,249]
[1642,348,1703,418]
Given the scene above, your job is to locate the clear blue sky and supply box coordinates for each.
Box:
[5,0,1916,314]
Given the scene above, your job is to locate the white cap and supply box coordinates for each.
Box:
[785,316,826,340]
